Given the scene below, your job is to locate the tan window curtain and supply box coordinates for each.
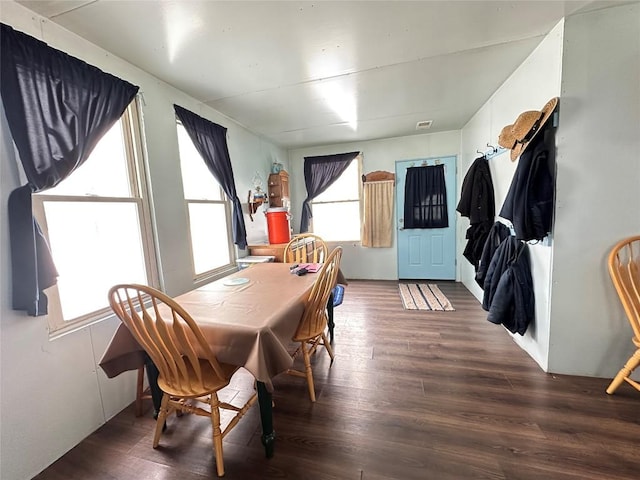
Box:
[361,180,395,247]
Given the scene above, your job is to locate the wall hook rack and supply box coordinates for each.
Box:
[486,146,507,160]
[477,144,508,160]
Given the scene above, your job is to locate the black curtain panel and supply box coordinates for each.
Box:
[1,23,139,316]
[403,164,449,229]
[299,151,359,233]
[174,105,247,250]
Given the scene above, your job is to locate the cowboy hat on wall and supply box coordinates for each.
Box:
[498,97,559,161]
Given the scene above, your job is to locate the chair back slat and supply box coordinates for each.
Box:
[609,236,640,341]
[146,296,188,389]
[172,316,204,385]
[284,233,328,263]
[108,284,227,396]
[294,247,342,341]
[120,290,173,380]
[155,309,190,390]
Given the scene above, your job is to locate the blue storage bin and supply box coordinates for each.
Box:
[332,284,344,307]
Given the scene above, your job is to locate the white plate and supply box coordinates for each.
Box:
[223,277,249,286]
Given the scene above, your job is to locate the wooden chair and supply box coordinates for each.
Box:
[287,246,342,401]
[285,233,344,342]
[283,233,328,264]
[606,235,640,395]
[108,284,257,477]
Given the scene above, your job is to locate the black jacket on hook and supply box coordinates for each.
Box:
[457,156,494,224]
[475,221,511,288]
[482,236,517,311]
[482,236,534,336]
[487,241,535,336]
[500,125,555,242]
[457,156,495,270]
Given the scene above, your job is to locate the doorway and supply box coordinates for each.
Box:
[396,156,456,280]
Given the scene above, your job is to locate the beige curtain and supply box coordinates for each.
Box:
[361,180,394,247]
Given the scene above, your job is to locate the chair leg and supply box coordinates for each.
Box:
[606,349,640,394]
[302,343,316,402]
[322,332,335,364]
[209,393,225,477]
[153,394,170,448]
[153,394,169,448]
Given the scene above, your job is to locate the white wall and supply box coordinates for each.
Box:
[0,3,286,479]
[287,131,461,280]
[548,3,640,377]
[458,2,640,378]
[459,21,565,371]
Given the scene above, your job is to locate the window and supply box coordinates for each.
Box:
[311,157,361,241]
[32,100,158,335]
[176,123,234,278]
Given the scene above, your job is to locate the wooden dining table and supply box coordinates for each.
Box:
[99,262,318,458]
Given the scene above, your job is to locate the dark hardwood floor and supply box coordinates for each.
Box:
[34,280,639,480]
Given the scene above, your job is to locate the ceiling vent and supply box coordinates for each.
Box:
[416,120,433,130]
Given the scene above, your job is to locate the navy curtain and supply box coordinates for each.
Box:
[300,151,359,233]
[174,105,247,250]
[403,164,449,229]
[1,23,139,316]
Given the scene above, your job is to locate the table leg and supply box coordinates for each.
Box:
[144,354,163,415]
[327,292,335,343]
[256,381,275,458]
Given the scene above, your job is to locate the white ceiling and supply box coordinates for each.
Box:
[13,1,615,149]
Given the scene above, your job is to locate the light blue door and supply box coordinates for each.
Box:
[396,157,456,280]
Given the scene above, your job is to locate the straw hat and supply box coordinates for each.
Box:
[498,97,559,161]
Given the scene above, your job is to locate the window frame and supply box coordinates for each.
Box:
[176,121,236,282]
[32,99,159,337]
[184,196,236,282]
[310,154,363,242]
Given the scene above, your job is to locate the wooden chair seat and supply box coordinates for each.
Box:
[157,360,238,398]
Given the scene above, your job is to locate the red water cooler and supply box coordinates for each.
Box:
[265,207,291,244]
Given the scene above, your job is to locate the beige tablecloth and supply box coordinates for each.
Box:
[100,263,317,388]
